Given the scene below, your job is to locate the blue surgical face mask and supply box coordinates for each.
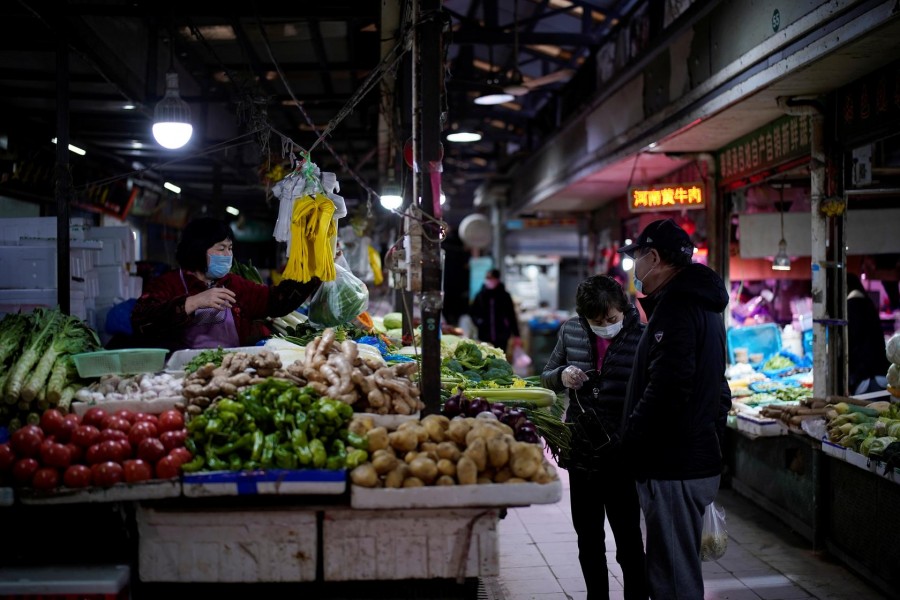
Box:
[206,254,232,279]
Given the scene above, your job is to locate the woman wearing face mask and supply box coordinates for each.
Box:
[469,268,521,352]
[131,217,321,351]
[541,274,648,600]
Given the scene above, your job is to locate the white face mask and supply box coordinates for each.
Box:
[633,252,656,294]
[590,322,623,339]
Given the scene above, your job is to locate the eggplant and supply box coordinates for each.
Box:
[442,394,462,418]
[491,402,508,414]
[517,429,540,444]
[467,397,489,417]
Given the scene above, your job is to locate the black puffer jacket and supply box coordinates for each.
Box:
[620,263,732,481]
[542,306,643,468]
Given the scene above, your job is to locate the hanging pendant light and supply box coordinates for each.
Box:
[152,33,192,150]
[772,182,791,271]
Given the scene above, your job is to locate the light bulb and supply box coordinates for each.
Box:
[152,72,193,150]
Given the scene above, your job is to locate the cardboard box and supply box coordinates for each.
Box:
[322,507,500,581]
[136,506,317,582]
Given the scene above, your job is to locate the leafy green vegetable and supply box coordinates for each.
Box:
[184,347,228,374]
[0,312,29,367]
[4,308,63,403]
[21,314,100,402]
[231,258,264,284]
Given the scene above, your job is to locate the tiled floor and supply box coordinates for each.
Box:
[494,455,890,600]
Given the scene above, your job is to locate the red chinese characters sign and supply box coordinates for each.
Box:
[628,182,704,212]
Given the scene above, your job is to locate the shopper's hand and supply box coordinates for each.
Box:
[561,365,589,389]
[186,287,236,314]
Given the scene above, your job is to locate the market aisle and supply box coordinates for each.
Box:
[491,455,889,600]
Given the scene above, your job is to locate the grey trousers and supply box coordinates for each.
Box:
[636,476,720,600]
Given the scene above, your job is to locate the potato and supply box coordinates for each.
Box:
[367,427,390,452]
[388,428,418,452]
[402,476,425,488]
[350,463,379,488]
[422,417,446,442]
[466,421,504,446]
[463,437,487,472]
[408,456,439,484]
[436,458,457,477]
[397,421,428,443]
[349,415,375,436]
[493,467,512,483]
[531,465,555,484]
[447,419,472,445]
[422,413,450,429]
[371,450,399,475]
[476,475,493,484]
[436,475,456,486]
[456,456,477,485]
[420,441,438,454]
[404,451,419,464]
[505,477,527,484]
[384,463,409,488]
[487,436,510,468]
[509,441,542,479]
[436,441,461,462]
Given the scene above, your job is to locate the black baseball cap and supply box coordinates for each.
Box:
[617,218,694,258]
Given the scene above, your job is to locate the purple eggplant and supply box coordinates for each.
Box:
[442,394,462,418]
[467,397,489,417]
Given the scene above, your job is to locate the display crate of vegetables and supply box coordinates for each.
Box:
[348,412,562,509]
[180,377,367,497]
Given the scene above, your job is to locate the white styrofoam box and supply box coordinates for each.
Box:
[92,265,129,297]
[0,565,129,598]
[845,449,876,472]
[0,289,85,319]
[17,478,180,505]
[0,216,86,245]
[182,469,347,497]
[322,507,500,581]
[165,346,266,371]
[821,439,847,461]
[0,245,56,288]
[136,506,318,582]
[736,414,788,437]
[350,474,562,510]
[86,226,135,264]
[72,396,182,417]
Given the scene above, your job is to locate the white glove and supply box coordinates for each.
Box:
[561,365,589,389]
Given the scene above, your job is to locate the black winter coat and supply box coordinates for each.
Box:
[541,305,643,468]
[470,283,520,350]
[621,263,732,481]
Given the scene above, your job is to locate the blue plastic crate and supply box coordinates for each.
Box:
[727,323,782,364]
[802,329,813,357]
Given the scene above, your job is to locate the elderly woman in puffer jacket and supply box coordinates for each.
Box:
[541,274,648,600]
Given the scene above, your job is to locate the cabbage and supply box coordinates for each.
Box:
[888,363,900,389]
[383,312,403,330]
[887,333,900,365]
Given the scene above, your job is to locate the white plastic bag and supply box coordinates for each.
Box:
[699,501,728,561]
[306,256,369,328]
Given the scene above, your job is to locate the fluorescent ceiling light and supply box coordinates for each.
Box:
[474,92,515,105]
[163,181,181,194]
[226,206,240,216]
[446,131,482,143]
[51,138,86,156]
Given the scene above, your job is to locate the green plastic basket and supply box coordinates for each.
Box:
[71,348,169,378]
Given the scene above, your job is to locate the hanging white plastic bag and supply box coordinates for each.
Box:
[699,501,728,561]
[306,255,369,328]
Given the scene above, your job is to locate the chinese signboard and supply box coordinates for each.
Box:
[627,182,704,212]
[717,114,811,186]
[836,60,900,144]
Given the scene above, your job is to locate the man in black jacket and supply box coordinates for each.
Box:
[617,219,732,600]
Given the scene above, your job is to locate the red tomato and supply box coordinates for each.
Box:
[39,409,65,436]
[91,461,125,488]
[64,412,82,426]
[65,442,84,464]
[11,425,44,457]
[63,464,92,488]
[154,455,182,479]
[54,416,78,444]
[98,428,129,444]
[98,440,131,463]
[40,442,73,469]
[114,409,136,424]
[168,447,192,466]
[122,459,154,483]
[12,458,40,484]
[0,443,16,472]
[157,409,185,433]
[82,407,108,429]
[32,467,60,491]
[85,443,104,465]
[136,437,167,464]
[101,415,132,434]
[133,412,159,427]
[71,425,101,448]
[158,429,187,452]
[128,421,159,447]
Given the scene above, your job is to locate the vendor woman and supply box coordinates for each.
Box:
[131,217,321,351]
